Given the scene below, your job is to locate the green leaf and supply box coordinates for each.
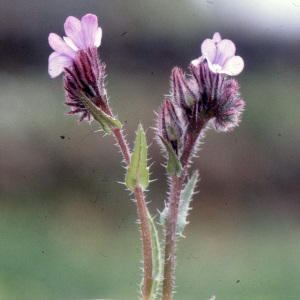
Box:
[158,136,183,177]
[159,205,168,229]
[125,124,149,191]
[148,211,162,299]
[176,170,199,237]
[78,92,121,134]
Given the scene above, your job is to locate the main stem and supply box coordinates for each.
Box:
[111,126,153,300]
[161,174,185,299]
[135,186,153,299]
[162,119,206,299]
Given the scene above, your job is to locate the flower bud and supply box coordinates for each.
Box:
[158,98,183,155]
[211,79,245,132]
[171,67,198,119]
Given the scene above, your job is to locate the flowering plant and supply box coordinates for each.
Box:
[49,14,245,300]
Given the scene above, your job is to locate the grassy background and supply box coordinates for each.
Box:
[1,1,300,299]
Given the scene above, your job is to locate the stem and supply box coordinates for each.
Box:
[162,118,206,299]
[111,126,153,300]
[112,127,131,166]
[161,174,184,300]
[135,186,153,300]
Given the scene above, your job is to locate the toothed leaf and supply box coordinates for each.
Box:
[159,136,183,177]
[78,92,121,134]
[176,171,199,237]
[125,124,149,191]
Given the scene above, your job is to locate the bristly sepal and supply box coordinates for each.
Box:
[158,136,183,178]
[78,92,121,133]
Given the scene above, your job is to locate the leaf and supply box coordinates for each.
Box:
[78,92,121,134]
[125,124,149,191]
[148,211,162,299]
[158,136,183,177]
[159,205,168,229]
[176,170,199,237]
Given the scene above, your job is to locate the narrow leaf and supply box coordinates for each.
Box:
[148,211,162,299]
[159,136,183,177]
[125,124,149,191]
[78,92,121,134]
[176,170,199,237]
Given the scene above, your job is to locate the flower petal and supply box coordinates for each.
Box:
[201,39,217,63]
[212,32,221,44]
[217,39,236,57]
[94,27,102,47]
[81,14,98,47]
[191,57,202,67]
[48,51,73,78]
[64,16,84,49]
[213,39,236,68]
[63,36,78,51]
[206,59,218,73]
[49,33,76,58]
[221,56,244,76]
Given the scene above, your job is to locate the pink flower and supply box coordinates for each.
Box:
[192,32,244,76]
[48,14,102,78]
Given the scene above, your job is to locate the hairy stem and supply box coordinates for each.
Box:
[162,118,206,299]
[112,127,131,166]
[161,174,184,300]
[135,186,153,300]
[111,126,153,300]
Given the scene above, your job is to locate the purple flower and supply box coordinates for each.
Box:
[190,61,245,132]
[192,32,244,76]
[48,14,102,78]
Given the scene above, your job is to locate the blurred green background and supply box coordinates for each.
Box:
[1,1,300,299]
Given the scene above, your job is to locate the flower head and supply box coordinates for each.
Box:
[190,61,245,132]
[63,47,107,123]
[192,32,244,76]
[48,14,102,78]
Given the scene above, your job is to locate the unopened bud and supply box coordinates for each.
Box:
[158,98,183,154]
[171,67,197,115]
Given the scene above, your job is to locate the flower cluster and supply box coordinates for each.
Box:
[157,33,245,159]
[48,14,107,123]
